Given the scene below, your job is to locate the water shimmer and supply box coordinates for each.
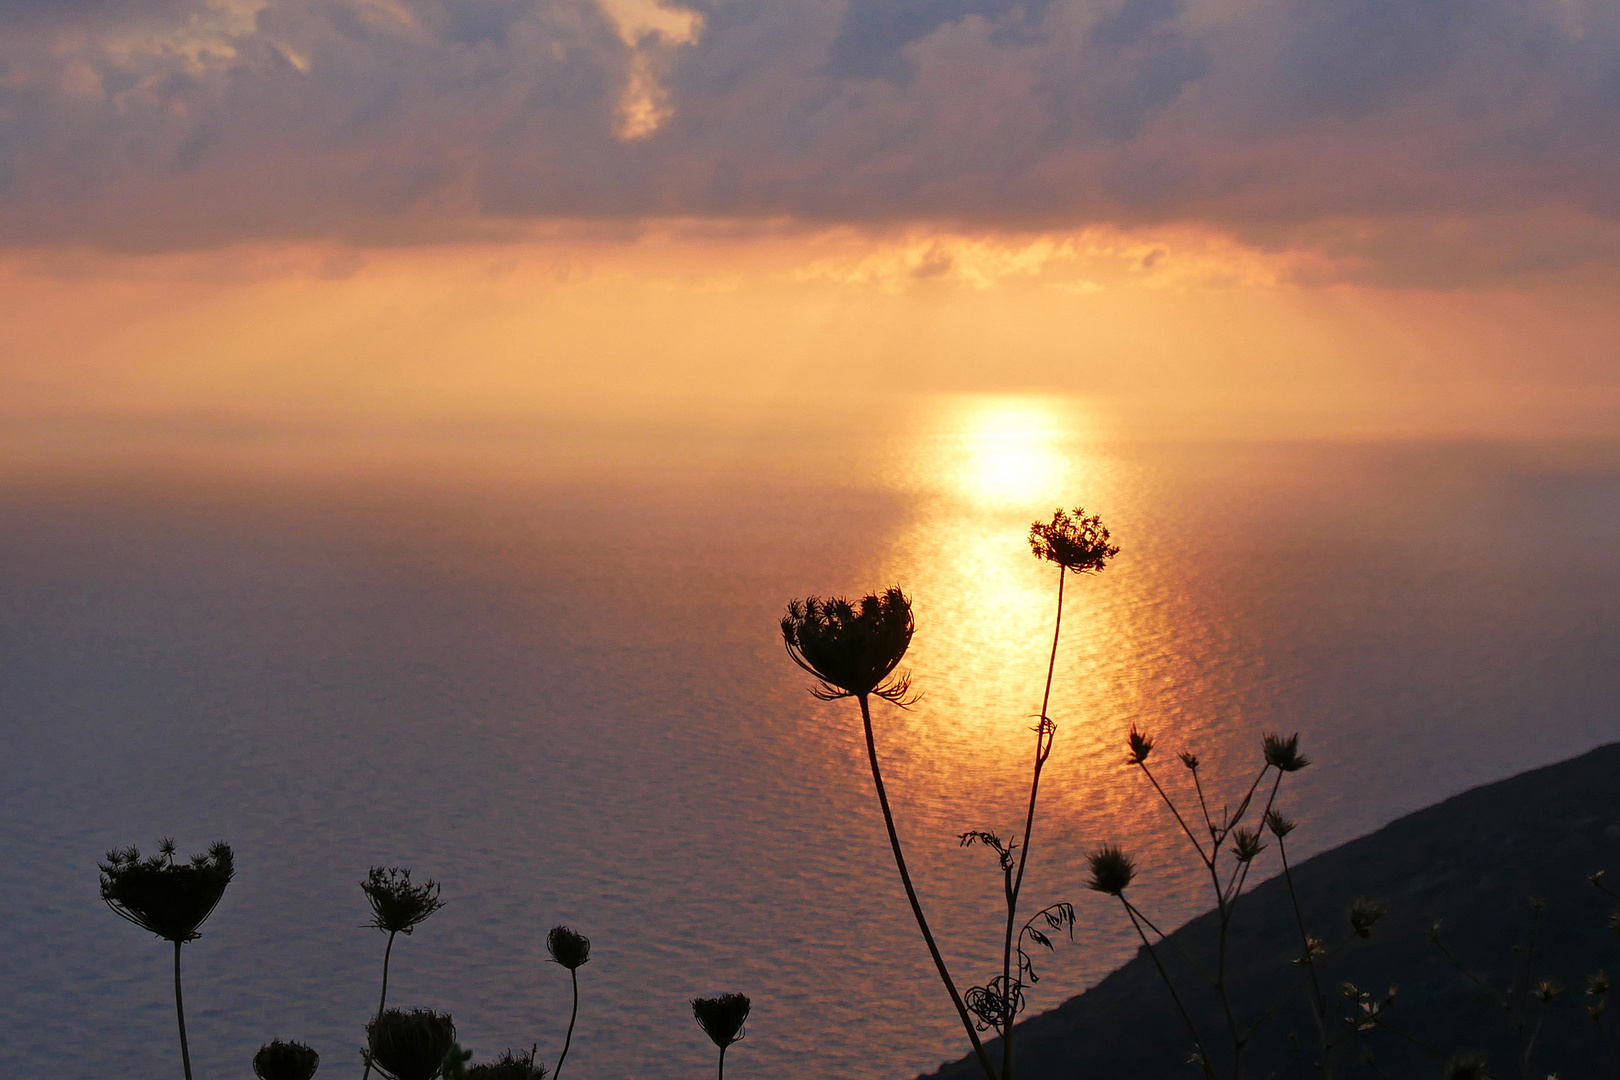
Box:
[3,402,1618,1079]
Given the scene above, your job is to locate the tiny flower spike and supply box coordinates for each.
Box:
[546,926,591,1080]
[252,1040,320,1080]
[780,589,916,703]
[1347,897,1388,940]
[1126,725,1155,766]
[1229,828,1266,864]
[1261,732,1310,773]
[1590,970,1611,997]
[364,1008,457,1080]
[1534,978,1564,1004]
[1028,507,1120,574]
[360,869,446,1080]
[1085,844,1136,896]
[1178,751,1199,770]
[99,839,234,1080]
[1264,810,1296,838]
[692,993,751,1080]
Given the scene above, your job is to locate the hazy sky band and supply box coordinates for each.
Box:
[1,0,1617,278]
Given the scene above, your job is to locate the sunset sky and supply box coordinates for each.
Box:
[3,0,1618,445]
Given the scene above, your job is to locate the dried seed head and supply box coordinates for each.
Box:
[253,1040,320,1080]
[365,1008,457,1080]
[546,925,591,971]
[1262,732,1310,773]
[1177,751,1199,770]
[1126,725,1154,766]
[1444,1051,1489,1080]
[781,589,915,703]
[1085,844,1136,896]
[1590,970,1611,997]
[466,1047,546,1080]
[691,992,751,1049]
[1347,897,1388,940]
[1028,508,1119,574]
[362,868,445,936]
[1264,810,1296,839]
[99,839,235,944]
[1533,978,1564,1004]
[1230,828,1266,864]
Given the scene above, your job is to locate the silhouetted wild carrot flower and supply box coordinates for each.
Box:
[781,588,916,704]
[361,868,445,1080]
[1085,844,1135,896]
[99,838,233,1080]
[365,1008,457,1080]
[1028,508,1119,574]
[546,926,591,1079]
[467,1046,546,1080]
[253,1039,320,1080]
[692,993,750,1080]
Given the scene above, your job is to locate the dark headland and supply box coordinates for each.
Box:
[922,742,1620,1080]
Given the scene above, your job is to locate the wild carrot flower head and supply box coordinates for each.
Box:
[1126,726,1154,766]
[1229,828,1266,864]
[467,1048,547,1080]
[1347,897,1387,939]
[99,839,234,943]
[546,925,591,970]
[781,588,915,703]
[365,1008,457,1080]
[1262,732,1310,772]
[1028,508,1119,574]
[362,867,444,935]
[253,1040,320,1080]
[1085,844,1135,896]
[691,992,751,1049]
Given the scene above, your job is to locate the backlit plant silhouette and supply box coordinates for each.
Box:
[365,1007,457,1080]
[361,867,446,1080]
[99,838,235,1080]
[546,925,591,1079]
[254,1039,321,1080]
[692,992,751,1080]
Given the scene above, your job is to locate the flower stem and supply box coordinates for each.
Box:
[717,1043,727,1080]
[858,693,998,1080]
[361,929,397,1080]
[555,966,579,1079]
[173,941,193,1080]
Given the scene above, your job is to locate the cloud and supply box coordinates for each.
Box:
[0,0,1616,282]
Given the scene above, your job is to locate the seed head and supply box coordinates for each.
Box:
[546,925,591,971]
[1262,732,1310,773]
[1178,751,1199,770]
[1590,970,1611,997]
[1347,897,1387,940]
[1533,978,1564,1004]
[364,1008,457,1080]
[362,867,445,936]
[99,839,234,944]
[1028,508,1119,575]
[691,992,751,1049]
[781,589,915,703]
[1086,843,1136,896]
[253,1040,320,1080]
[1230,828,1266,864]
[1126,725,1154,766]
[1264,810,1296,839]
[1444,1051,1489,1080]
[466,1047,547,1080]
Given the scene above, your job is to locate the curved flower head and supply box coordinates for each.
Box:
[691,992,751,1049]
[1262,732,1311,773]
[253,1040,321,1080]
[99,839,234,943]
[1085,844,1136,896]
[1229,828,1266,865]
[466,1048,546,1080]
[781,588,915,703]
[1126,725,1154,766]
[363,867,445,935]
[546,925,591,971]
[365,1008,457,1080]
[1029,508,1119,574]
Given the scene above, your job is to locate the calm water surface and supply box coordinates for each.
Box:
[4,398,1619,1078]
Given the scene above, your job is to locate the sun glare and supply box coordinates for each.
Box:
[948,397,1080,508]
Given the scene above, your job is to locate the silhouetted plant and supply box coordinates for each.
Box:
[254,1039,321,1080]
[546,925,590,1079]
[364,1008,457,1080]
[466,1046,546,1080]
[361,868,446,1080]
[692,992,750,1080]
[99,838,234,1080]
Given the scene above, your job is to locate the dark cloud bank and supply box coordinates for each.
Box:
[1,0,1617,281]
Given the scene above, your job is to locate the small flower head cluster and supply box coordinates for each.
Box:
[691,992,751,1049]
[364,1008,457,1080]
[1085,844,1136,896]
[781,588,915,703]
[99,838,235,943]
[363,867,445,936]
[546,925,591,971]
[253,1040,321,1080]
[1029,508,1119,575]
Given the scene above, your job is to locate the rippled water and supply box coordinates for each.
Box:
[4,397,1619,1078]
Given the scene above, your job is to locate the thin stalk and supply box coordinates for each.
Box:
[1138,762,1209,865]
[1278,839,1330,1078]
[858,694,998,1080]
[1598,1010,1620,1080]
[555,967,580,1079]
[717,1043,727,1080]
[173,941,193,1080]
[361,929,398,1080]
[1122,898,1217,1080]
